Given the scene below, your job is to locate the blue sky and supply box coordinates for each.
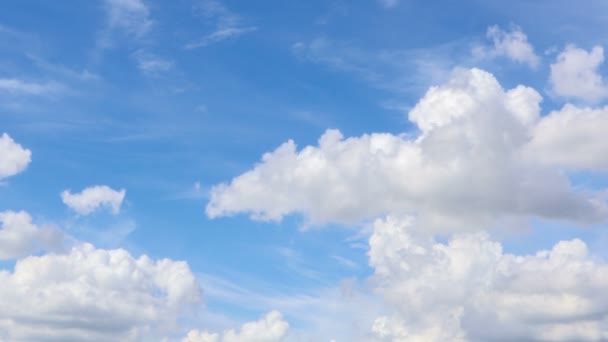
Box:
[2,1,608,341]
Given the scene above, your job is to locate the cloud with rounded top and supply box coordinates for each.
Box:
[61,185,126,215]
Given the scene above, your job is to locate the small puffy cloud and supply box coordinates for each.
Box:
[0,133,31,180]
[0,211,64,260]
[181,311,289,342]
[550,45,608,102]
[369,216,608,342]
[473,25,540,68]
[0,243,200,341]
[525,104,608,170]
[61,185,126,215]
[206,68,607,231]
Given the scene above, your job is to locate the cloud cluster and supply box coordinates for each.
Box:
[180,311,289,342]
[0,133,31,180]
[0,242,200,341]
[369,216,608,342]
[207,68,608,231]
[61,185,126,215]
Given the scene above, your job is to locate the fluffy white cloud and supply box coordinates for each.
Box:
[0,243,200,342]
[369,216,608,342]
[525,104,608,170]
[61,185,126,215]
[0,211,64,260]
[207,68,607,231]
[473,25,540,68]
[550,45,608,102]
[181,311,289,342]
[0,133,31,179]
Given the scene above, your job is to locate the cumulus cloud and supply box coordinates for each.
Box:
[369,216,608,342]
[473,25,540,68]
[0,243,200,342]
[550,45,608,102]
[206,68,608,231]
[61,185,126,215]
[525,104,608,170]
[0,211,64,260]
[181,311,289,342]
[0,133,31,180]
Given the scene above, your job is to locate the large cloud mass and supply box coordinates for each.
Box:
[0,243,201,342]
[207,68,608,231]
[369,216,608,342]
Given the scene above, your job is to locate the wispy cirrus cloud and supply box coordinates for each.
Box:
[291,37,456,95]
[185,0,257,49]
[101,0,153,42]
[0,78,67,96]
[131,50,174,75]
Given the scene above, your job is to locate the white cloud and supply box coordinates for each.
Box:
[0,133,31,180]
[0,211,64,260]
[550,45,608,102]
[368,216,608,342]
[185,0,256,49]
[132,50,174,75]
[206,68,607,231]
[103,0,152,39]
[61,185,126,216]
[0,79,66,96]
[180,311,289,342]
[292,37,454,94]
[0,243,200,342]
[473,25,540,68]
[185,27,257,49]
[525,104,608,170]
